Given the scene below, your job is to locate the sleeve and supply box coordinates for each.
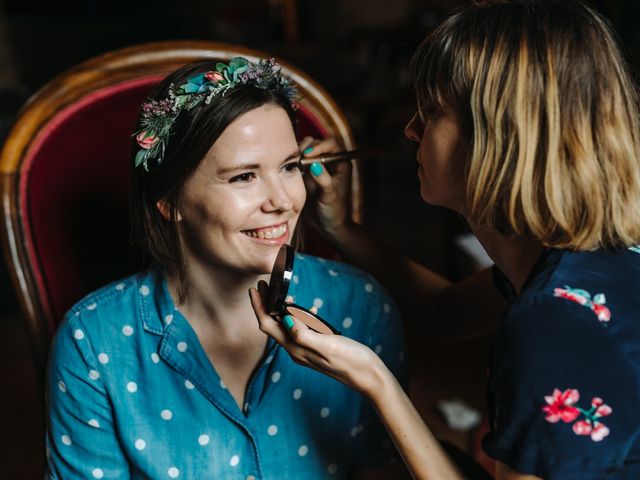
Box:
[46,310,130,479]
[352,279,409,469]
[483,297,640,479]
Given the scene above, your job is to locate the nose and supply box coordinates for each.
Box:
[404,112,422,143]
[262,178,293,212]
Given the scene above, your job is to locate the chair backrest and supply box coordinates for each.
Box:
[0,41,359,385]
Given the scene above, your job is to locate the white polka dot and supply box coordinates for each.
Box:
[328,269,338,276]
[364,283,373,293]
[86,303,97,311]
[185,380,195,389]
[127,381,138,393]
[161,409,172,420]
[383,303,391,313]
[351,425,364,437]
[265,354,274,364]
[150,353,160,363]
[135,439,146,450]
[139,285,150,296]
[61,435,72,446]
[374,345,382,354]
[298,445,308,456]
[92,469,104,479]
[219,379,226,389]
[293,388,302,400]
[115,283,125,290]
[177,341,188,352]
[328,463,338,474]
[267,425,278,436]
[320,407,330,418]
[230,455,240,467]
[293,275,299,284]
[73,329,85,340]
[122,325,134,336]
[97,353,109,364]
[88,419,100,428]
[285,295,295,303]
[168,467,180,478]
[342,317,352,329]
[271,371,281,383]
[313,298,324,309]
[309,306,318,314]
[246,476,256,480]
[58,381,67,393]
[198,434,210,446]
[89,370,100,380]
[165,314,173,325]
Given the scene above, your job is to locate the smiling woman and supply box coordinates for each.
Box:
[45,58,408,479]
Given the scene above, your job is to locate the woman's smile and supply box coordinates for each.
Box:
[241,221,290,244]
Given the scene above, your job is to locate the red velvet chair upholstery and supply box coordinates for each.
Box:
[0,41,359,386]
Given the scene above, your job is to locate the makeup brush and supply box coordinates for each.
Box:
[299,147,390,166]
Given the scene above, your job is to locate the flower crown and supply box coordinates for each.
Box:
[133,57,298,171]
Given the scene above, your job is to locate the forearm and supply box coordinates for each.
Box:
[328,223,504,341]
[328,222,450,314]
[365,361,465,480]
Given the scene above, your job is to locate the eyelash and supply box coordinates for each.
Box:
[228,162,300,183]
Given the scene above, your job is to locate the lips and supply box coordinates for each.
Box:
[242,223,288,240]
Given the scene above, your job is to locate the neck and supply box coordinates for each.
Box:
[168,256,269,335]
[470,227,543,294]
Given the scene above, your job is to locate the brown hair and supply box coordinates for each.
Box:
[410,0,640,249]
[130,60,297,300]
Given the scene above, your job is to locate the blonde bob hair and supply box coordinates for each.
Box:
[410,0,640,250]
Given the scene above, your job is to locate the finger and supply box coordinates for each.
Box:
[302,137,340,157]
[298,136,315,152]
[257,279,269,300]
[248,288,289,345]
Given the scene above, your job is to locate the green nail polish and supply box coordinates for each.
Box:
[303,147,314,154]
[283,315,295,330]
[310,162,323,177]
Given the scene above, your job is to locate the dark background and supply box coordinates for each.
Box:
[0,0,637,478]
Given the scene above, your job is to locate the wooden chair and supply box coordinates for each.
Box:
[0,40,359,387]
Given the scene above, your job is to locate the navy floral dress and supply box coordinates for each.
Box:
[483,247,640,479]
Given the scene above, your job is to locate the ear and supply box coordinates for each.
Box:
[156,199,182,222]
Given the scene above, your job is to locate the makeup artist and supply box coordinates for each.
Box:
[250,1,640,479]
[46,57,408,479]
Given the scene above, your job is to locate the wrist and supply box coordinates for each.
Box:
[359,355,396,405]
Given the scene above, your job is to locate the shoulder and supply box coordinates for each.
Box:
[54,271,154,348]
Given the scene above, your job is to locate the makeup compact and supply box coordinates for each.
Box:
[266,244,340,335]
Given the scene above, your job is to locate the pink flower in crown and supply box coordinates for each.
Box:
[136,131,159,150]
[553,287,589,305]
[204,70,225,83]
[542,388,580,423]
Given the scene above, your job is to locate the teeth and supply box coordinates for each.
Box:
[243,224,287,239]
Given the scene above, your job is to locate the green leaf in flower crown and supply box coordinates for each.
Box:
[134,148,149,168]
[216,62,228,72]
[182,83,201,94]
[593,293,606,305]
[232,65,249,82]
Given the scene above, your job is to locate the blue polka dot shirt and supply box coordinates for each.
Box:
[46,254,407,479]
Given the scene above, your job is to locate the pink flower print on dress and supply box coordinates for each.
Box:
[542,390,612,442]
[553,286,611,323]
[542,388,580,423]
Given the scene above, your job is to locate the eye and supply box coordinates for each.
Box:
[282,161,301,173]
[229,172,256,183]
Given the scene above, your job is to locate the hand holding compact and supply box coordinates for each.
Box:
[249,283,384,396]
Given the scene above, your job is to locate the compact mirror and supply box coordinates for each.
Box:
[267,245,339,335]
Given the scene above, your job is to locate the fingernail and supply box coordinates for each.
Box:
[283,315,295,330]
[310,162,323,177]
[303,147,314,155]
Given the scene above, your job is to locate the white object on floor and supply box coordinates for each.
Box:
[437,398,482,432]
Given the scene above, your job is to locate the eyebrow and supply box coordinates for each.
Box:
[216,150,301,174]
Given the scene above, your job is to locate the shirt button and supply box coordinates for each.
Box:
[246,476,256,480]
